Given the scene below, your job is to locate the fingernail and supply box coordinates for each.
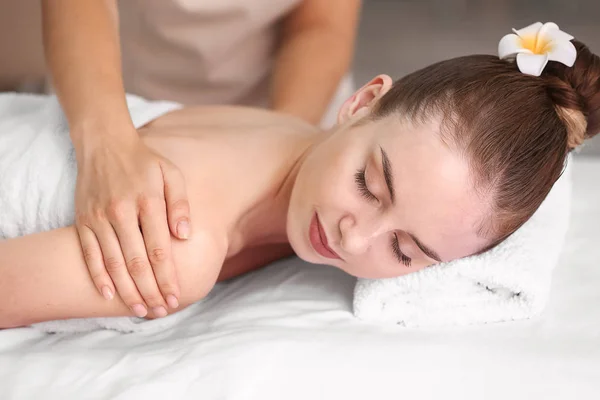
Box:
[153,306,168,318]
[177,220,190,239]
[101,286,114,300]
[166,294,179,309]
[131,304,148,318]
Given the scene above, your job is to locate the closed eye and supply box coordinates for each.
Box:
[355,168,378,203]
[391,233,412,267]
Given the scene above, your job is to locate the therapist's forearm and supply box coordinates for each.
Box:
[271,27,354,125]
[41,0,134,148]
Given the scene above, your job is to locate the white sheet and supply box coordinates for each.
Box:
[1,157,599,400]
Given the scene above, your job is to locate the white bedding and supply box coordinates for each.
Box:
[1,157,599,400]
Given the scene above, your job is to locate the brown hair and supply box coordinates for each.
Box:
[373,40,600,244]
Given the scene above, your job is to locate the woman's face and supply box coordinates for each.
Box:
[287,78,492,278]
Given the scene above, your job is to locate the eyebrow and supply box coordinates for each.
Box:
[379,146,395,204]
[407,232,442,262]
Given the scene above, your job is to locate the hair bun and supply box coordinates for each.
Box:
[543,40,600,148]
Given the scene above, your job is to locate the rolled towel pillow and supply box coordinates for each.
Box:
[353,158,572,327]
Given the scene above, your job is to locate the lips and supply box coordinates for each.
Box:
[309,213,341,260]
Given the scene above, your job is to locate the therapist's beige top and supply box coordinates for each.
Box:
[118,0,302,107]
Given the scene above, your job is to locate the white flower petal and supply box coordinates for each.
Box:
[498,33,526,59]
[538,22,559,37]
[514,22,543,38]
[540,22,574,43]
[516,53,549,76]
[547,40,577,67]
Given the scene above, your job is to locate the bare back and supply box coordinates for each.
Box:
[140,106,318,281]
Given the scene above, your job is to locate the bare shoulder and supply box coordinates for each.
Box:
[144,105,318,133]
[172,225,229,308]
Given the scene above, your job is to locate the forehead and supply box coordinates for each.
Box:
[375,116,491,260]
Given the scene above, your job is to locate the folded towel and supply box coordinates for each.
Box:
[0,93,182,333]
[353,160,572,327]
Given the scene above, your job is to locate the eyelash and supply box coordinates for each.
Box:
[355,168,411,268]
[391,234,412,267]
[354,168,378,203]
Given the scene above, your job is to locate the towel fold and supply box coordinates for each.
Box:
[353,160,572,327]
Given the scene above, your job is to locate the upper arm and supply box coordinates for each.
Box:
[282,0,362,37]
[0,226,225,328]
[171,227,227,309]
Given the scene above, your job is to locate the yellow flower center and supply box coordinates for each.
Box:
[519,34,553,54]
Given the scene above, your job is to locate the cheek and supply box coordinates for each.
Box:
[341,257,406,279]
[334,237,390,279]
[435,235,488,261]
[341,233,440,279]
[344,255,433,279]
[299,148,354,207]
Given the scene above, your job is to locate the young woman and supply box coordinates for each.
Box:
[1,31,598,329]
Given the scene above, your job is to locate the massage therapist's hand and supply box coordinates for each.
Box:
[75,128,190,318]
[41,0,188,318]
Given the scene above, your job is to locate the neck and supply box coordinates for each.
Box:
[229,130,323,253]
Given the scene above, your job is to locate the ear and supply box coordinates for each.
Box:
[337,74,393,125]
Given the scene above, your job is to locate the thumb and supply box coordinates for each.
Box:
[161,162,191,240]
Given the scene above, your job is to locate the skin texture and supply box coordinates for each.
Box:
[0,76,493,328]
[40,0,360,317]
[42,0,191,318]
[286,76,491,278]
[272,0,361,124]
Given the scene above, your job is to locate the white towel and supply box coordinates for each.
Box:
[353,159,573,327]
[0,93,573,332]
[0,93,182,333]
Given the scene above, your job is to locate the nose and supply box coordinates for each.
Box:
[339,214,381,255]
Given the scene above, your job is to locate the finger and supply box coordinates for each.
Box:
[112,205,169,317]
[76,223,115,301]
[139,197,180,310]
[95,220,148,318]
[161,163,191,240]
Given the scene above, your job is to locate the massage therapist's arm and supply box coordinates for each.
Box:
[41,0,191,317]
[271,0,361,125]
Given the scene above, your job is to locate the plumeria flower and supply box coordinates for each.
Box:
[498,22,577,76]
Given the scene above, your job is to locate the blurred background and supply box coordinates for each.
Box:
[353,0,600,155]
[1,0,599,154]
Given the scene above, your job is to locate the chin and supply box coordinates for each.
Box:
[285,220,310,260]
[287,232,319,264]
[285,207,309,253]
[286,201,342,267]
